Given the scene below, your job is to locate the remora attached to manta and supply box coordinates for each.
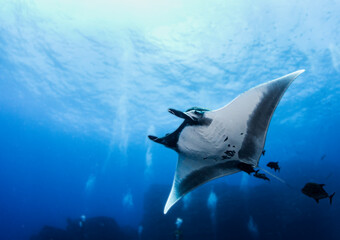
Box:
[148,70,305,214]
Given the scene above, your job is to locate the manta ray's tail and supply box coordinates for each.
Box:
[258,167,293,189]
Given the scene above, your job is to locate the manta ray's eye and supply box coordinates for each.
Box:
[194,110,203,115]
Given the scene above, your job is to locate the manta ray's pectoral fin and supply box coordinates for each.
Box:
[205,70,305,167]
[164,155,240,214]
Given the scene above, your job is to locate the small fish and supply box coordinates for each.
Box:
[253,170,270,181]
[302,183,335,204]
[266,161,280,172]
[320,154,326,161]
[262,150,266,156]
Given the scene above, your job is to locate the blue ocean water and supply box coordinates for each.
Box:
[0,0,339,239]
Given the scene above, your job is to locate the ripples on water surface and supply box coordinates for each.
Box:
[0,0,339,239]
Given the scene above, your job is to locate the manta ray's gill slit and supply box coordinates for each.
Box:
[222,150,236,160]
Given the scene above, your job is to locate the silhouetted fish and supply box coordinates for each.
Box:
[302,183,335,204]
[253,170,270,181]
[266,161,280,172]
[237,162,255,174]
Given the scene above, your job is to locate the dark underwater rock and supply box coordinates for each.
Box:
[30,226,71,240]
[30,216,137,240]
[141,184,214,240]
[141,182,335,240]
[141,185,179,240]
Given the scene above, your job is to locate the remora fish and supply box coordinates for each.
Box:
[253,170,270,181]
[149,70,304,214]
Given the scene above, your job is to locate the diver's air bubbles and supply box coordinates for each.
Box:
[175,218,183,240]
[247,216,259,237]
[240,172,250,191]
[329,44,340,72]
[80,215,86,222]
[122,189,134,209]
[207,190,218,239]
[138,225,143,240]
[145,125,155,177]
[79,215,86,228]
[182,193,191,210]
[175,218,183,229]
[207,190,217,216]
[85,175,96,194]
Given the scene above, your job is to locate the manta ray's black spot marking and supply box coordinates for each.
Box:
[228,144,230,147]
[241,133,244,135]
[233,145,235,148]
[203,157,208,160]
[178,161,240,196]
[238,81,288,160]
[224,136,228,142]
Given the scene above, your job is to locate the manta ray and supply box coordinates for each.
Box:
[148,70,304,214]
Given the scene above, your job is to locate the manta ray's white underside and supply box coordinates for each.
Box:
[161,70,304,214]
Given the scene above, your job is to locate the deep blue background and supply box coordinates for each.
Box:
[0,0,339,239]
